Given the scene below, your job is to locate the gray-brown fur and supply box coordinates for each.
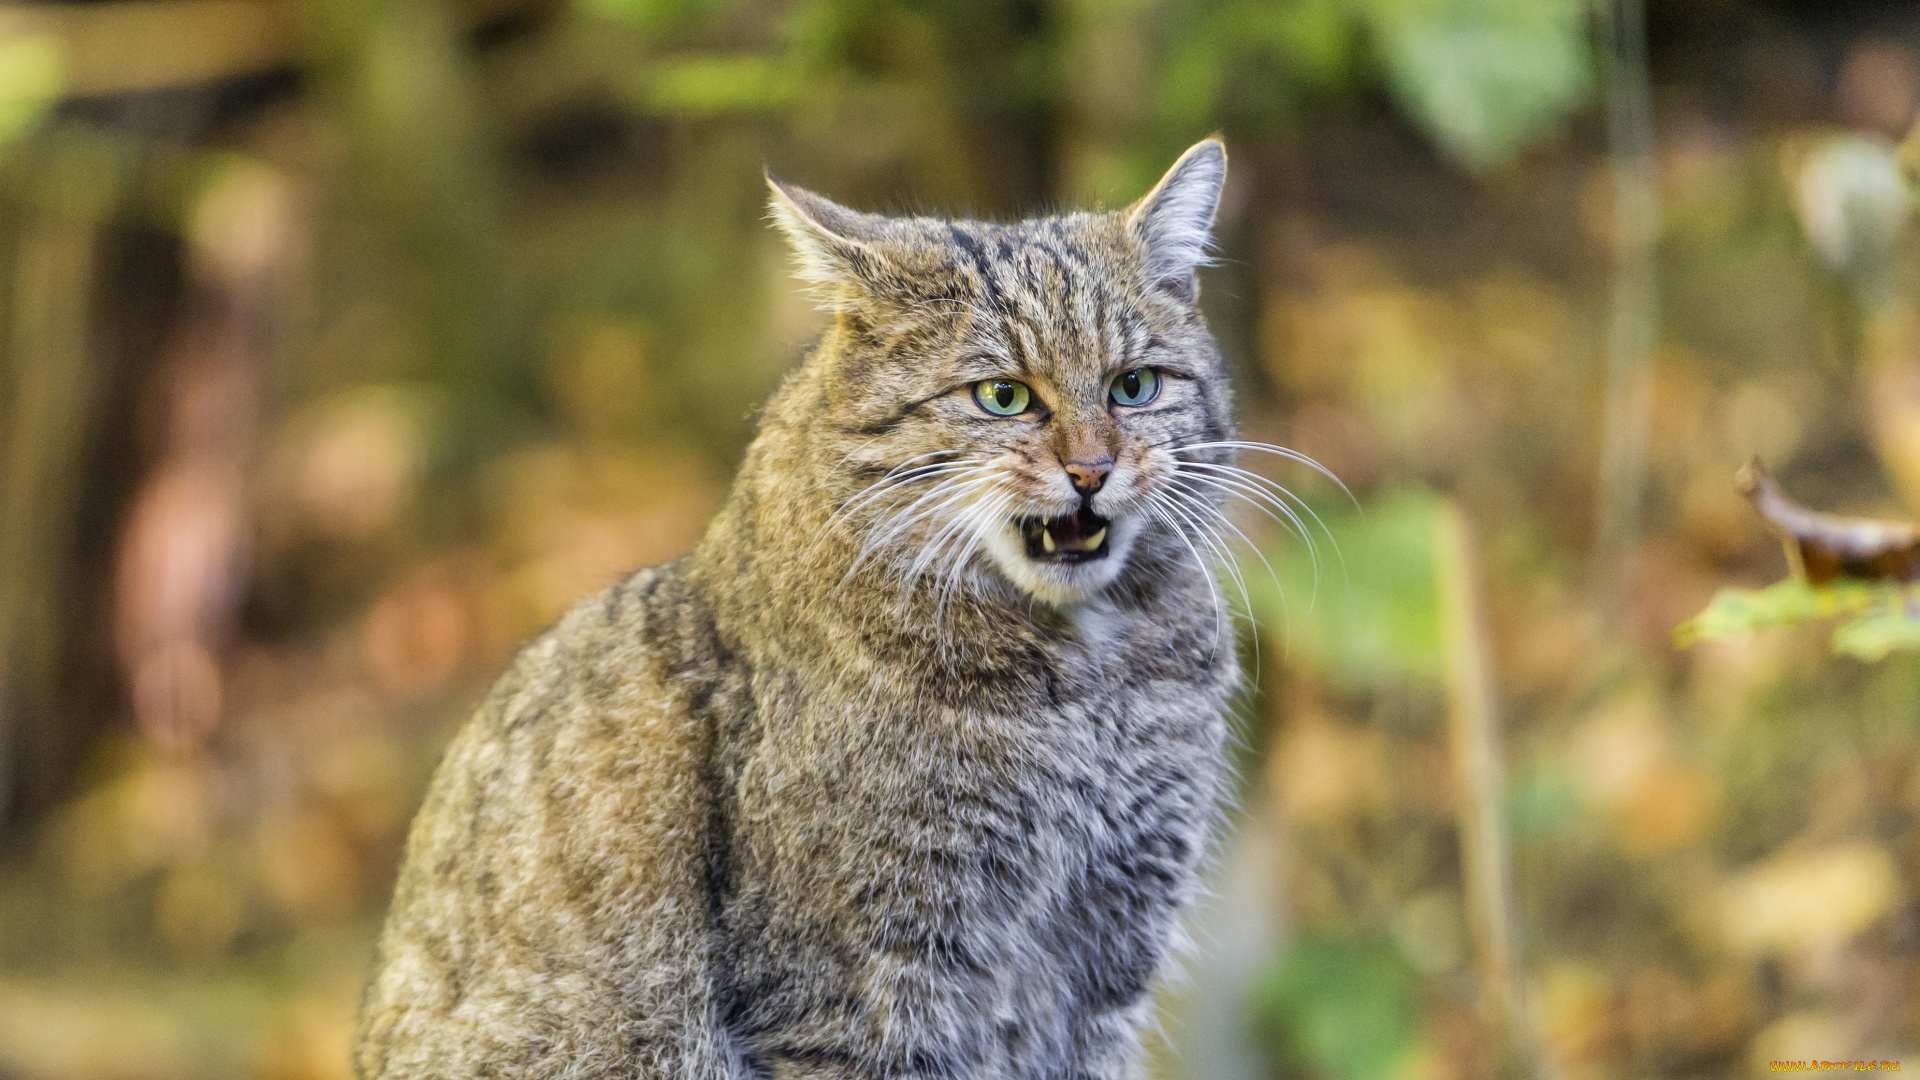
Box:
[357,139,1241,1079]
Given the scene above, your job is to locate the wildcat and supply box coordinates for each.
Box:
[356,138,1257,1079]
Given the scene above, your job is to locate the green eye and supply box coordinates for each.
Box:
[1110,368,1160,407]
[973,378,1032,416]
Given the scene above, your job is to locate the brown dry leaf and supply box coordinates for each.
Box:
[251,998,356,1080]
[1720,840,1901,958]
[153,856,246,957]
[1748,1011,1862,1074]
[0,980,196,1080]
[1538,961,1620,1070]
[1268,706,1389,827]
[255,810,364,922]
[45,754,216,896]
[1571,696,1717,852]
[361,566,471,698]
[1738,462,1920,583]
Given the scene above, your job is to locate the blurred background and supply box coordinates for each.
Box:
[2,0,1919,1077]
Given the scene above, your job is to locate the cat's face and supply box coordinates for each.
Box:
[775,140,1236,606]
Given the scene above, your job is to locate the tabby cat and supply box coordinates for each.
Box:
[356,138,1273,1079]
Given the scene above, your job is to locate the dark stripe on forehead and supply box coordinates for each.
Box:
[1032,238,1075,305]
[947,223,986,264]
[1089,287,1110,354]
[1002,313,1037,376]
[947,224,1003,312]
[1016,248,1041,297]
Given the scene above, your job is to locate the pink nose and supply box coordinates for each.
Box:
[1064,459,1112,495]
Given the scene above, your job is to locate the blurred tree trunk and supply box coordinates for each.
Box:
[300,0,523,468]
[0,168,114,830]
[0,0,539,830]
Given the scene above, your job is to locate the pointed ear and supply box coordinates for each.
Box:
[765,173,887,298]
[1125,138,1227,302]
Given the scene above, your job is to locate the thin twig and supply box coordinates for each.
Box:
[1591,0,1661,619]
[1436,504,1538,1080]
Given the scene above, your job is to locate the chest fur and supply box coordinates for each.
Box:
[711,617,1233,1068]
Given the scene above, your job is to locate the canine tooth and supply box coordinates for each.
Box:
[1086,527,1107,549]
[1041,529,1056,554]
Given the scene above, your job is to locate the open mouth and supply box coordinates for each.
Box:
[1020,507,1111,563]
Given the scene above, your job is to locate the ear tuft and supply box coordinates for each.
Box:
[1125,139,1227,301]
[765,173,882,297]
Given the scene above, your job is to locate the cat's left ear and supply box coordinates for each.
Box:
[1125,138,1227,303]
[765,173,889,299]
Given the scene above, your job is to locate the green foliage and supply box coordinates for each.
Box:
[1508,761,1579,840]
[1256,488,1447,691]
[1153,0,1591,169]
[585,0,1591,174]
[0,34,62,155]
[638,55,796,116]
[1828,604,1920,662]
[1155,0,1361,134]
[1675,579,1920,661]
[579,0,733,31]
[1257,932,1424,1080]
[1357,0,1591,172]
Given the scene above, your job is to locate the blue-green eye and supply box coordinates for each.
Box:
[973,378,1032,416]
[1110,368,1160,407]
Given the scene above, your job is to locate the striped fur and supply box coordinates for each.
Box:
[356,139,1240,1079]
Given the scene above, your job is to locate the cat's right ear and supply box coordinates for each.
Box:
[765,174,887,300]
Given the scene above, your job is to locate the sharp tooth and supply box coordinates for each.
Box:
[1041,528,1056,554]
[1086,527,1107,549]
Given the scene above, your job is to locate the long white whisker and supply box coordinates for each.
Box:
[1142,495,1226,649]
[1167,484,1285,606]
[1169,467,1337,607]
[828,447,983,497]
[1156,488,1256,630]
[910,295,992,322]
[1169,440,1356,505]
[1163,485,1285,678]
[846,484,970,573]
[841,473,997,588]
[1170,459,1348,585]
[942,494,1006,609]
[811,453,989,571]
[1171,464,1322,576]
[918,492,1006,652]
[1173,456,1338,536]
[906,486,998,584]
[828,459,986,529]
[869,479,995,568]
[1165,486,1290,669]
[934,492,1012,649]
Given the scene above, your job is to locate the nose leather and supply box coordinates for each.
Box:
[1064,458,1112,495]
